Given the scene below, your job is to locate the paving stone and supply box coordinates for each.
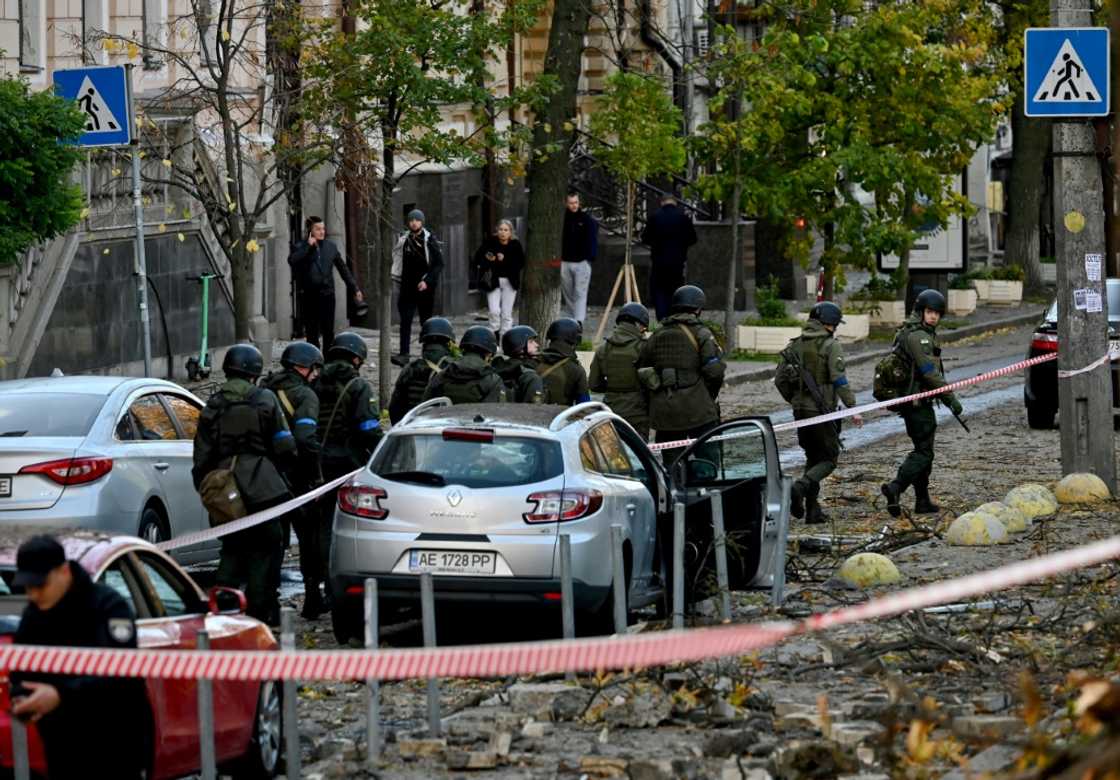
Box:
[938,744,1021,779]
[397,735,447,759]
[951,715,1024,739]
[771,739,859,776]
[579,755,629,777]
[520,721,551,738]
[445,749,498,770]
[508,682,591,721]
[489,731,513,757]
[703,729,759,758]
[831,721,886,747]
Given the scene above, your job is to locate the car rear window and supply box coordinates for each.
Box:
[0,394,104,437]
[372,433,563,489]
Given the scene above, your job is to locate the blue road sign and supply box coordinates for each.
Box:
[1024,27,1110,117]
[53,66,133,147]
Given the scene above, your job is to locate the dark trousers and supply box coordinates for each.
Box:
[651,265,685,322]
[294,505,330,591]
[655,420,718,469]
[795,411,841,497]
[896,404,937,492]
[301,287,336,351]
[216,516,285,624]
[398,282,435,355]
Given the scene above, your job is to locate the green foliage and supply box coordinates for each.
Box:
[992,264,1025,281]
[1038,256,1056,265]
[576,339,594,352]
[966,267,994,280]
[850,274,902,302]
[726,349,783,363]
[587,72,686,185]
[742,278,800,327]
[699,319,726,349]
[0,77,85,266]
[949,274,975,290]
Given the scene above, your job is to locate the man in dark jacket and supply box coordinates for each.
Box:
[260,341,328,618]
[538,317,591,406]
[193,343,296,624]
[12,535,150,779]
[636,285,726,463]
[424,326,506,404]
[590,302,650,438]
[389,317,455,423]
[560,191,599,325]
[288,216,363,351]
[493,325,544,403]
[641,195,698,321]
[392,209,444,357]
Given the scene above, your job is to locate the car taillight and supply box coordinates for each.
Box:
[442,428,495,443]
[19,457,113,485]
[523,489,603,523]
[1030,332,1059,352]
[338,484,388,519]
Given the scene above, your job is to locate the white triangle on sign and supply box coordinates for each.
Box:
[75,76,124,134]
[1032,39,1103,103]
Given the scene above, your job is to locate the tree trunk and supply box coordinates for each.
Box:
[1109,0,1120,277]
[1006,91,1051,291]
[378,136,397,411]
[624,179,633,302]
[521,0,593,335]
[822,221,835,301]
[231,244,254,341]
[724,174,741,349]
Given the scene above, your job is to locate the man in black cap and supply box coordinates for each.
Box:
[392,209,444,357]
[11,535,150,779]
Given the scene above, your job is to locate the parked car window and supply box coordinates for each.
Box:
[162,395,201,440]
[590,423,632,477]
[123,395,177,441]
[683,423,767,484]
[612,426,649,483]
[135,553,197,617]
[579,434,604,472]
[0,393,104,437]
[373,433,563,489]
[98,559,143,617]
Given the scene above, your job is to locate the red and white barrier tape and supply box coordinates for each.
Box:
[8,527,1120,681]
[156,469,362,553]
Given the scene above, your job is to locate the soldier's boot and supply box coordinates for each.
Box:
[805,496,829,525]
[913,480,939,514]
[301,582,325,620]
[881,481,903,518]
[790,481,806,520]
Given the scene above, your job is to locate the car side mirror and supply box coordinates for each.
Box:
[208,585,246,614]
[686,458,718,483]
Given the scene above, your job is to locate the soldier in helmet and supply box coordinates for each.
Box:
[388,317,455,423]
[636,285,725,462]
[260,342,328,618]
[787,302,864,524]
[881,289,963,518]
[590,302,651,438]
[424,326,507,404]
[537,318,591,406]
[192,344,296,625]
[493,326,545,403]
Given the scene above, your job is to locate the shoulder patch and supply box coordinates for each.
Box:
[108,618,135,644]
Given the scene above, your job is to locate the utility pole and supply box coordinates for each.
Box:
[1048,0,1116,490]
[682,0,693,139]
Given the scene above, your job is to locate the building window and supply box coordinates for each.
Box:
[19,0,44,72]
[142,0,167,69]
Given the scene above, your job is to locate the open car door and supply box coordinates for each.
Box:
[668,416,788,604]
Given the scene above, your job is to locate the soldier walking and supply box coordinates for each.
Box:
[537,318,591,406]
[785,302,863,524]
[493,326,545,403]
[193,344,296,625]
[424,326,506,404]
[880,290,963,517]
[388,317,455,423]
[590,302,651,438]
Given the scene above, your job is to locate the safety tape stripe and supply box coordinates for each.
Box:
[5,529,1120,681]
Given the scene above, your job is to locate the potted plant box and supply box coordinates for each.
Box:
[736,324,803,354]
[988,280,1023,305]
[795,312,870,342]
[851,300,907,326]
[1041,263,1057,284]
[947,288,977,316]
[576,348,595,377]
[971,278,992,300]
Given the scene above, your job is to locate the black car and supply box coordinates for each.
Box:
[1024,278,1120,429]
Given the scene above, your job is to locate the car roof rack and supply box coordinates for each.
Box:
[548,401,610,432]
[397,397,451,428]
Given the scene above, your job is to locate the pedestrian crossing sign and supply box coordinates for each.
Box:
[53,65,133,147]
[1024,28,1110,117]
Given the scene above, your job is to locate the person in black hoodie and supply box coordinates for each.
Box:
[560,192,598,325]
[473,219,525,337]
[12,535,150,779]
[392,209,444,357]
[288,216,363,351]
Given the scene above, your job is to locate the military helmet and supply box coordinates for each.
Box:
[670,284,706,313]
[501,325,538,357]
[913,289,947,316]
[223,343,264,379]
[460,325,498,356]
[281,341,324,370]
[420,317,455,344]
[809,301,844,327]
[617,302,650,328]
[328,331,368,363]
[545,317,582,346]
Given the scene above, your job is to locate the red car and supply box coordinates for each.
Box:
[0,528,282,778]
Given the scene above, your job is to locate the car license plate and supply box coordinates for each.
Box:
[0,477,10,498]
[408,549,496,575]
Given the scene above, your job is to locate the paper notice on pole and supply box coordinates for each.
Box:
[1086,290,1103,313]
[1074,289,1088,310]
[1085,253,1102,282]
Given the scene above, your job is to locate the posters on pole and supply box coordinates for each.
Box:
[1085,253,1102,281]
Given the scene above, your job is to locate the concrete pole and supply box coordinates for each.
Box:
[709,491,732,622]
[281,608,302,778]
[125,64,152,378]
[681,0,693,139]
[197,630,217,780]
[419,573,441,736]
[1052,0,1117,492]
[364,579,381,764]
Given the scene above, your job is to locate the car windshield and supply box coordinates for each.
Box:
[372,433,564,489]
[0,394,105,437]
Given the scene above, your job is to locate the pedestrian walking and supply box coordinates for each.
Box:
[424,326,506,404]
[880,290,963,517]
[193,344,296,625]
[473,219,525,338]
[392,209,444,357]
[560,191,599,325]
[641,195,698,321]
[590,302,651,439]
[636,285,725,463]
[389,317,455,423]
[781,302,864,524]
[493,325,545,403]
[259,342,328,619]
[288,216,364,351]
[538,317,591,406]
[11,535,150,780]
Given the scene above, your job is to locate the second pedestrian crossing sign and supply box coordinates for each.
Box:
[1025,28,1109,117]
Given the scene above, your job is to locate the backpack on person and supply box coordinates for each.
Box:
[872,329,914,402]
[774,338,804,403]
[199,455,247,527]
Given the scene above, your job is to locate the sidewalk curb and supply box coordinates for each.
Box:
[724,306,1047,388]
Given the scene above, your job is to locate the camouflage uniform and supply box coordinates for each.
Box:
[388,342,452,423]
[537,341,591,406]
[423,352,507,404]
[589,321,649,438]
[492,355,544,403]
